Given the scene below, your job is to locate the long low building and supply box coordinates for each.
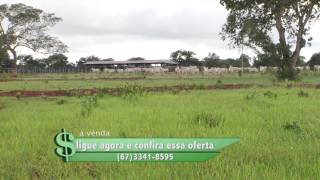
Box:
[84,60,178,69]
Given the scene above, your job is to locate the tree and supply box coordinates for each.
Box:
[297,56,306,66]
[76,55,101,67]
[0,3,68,72]
[203,52,221,68]
[220,0,320,78]
[18,55,45,69]
[170,50,200,66]
[308,52,320,70]
[203,52,250,68]
[254,53,281,68]
[254,53,306,68]
[127,57,145,61]
[224,58,237,68]
[237,54,251,67]
[43,54,72,69]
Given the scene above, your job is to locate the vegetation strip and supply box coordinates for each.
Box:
[1,83,319,97]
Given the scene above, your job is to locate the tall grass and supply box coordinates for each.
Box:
[0,88,319,179]
[3,72,320,91]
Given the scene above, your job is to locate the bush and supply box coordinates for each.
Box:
[245,92,257,100]
[119,84,146,100]
[57,99,66,105]
[283,121,302,132]
[16,92,21,100]
[194,112,225,128]
[97,90,106,98]
[171,89,181,95]
[264,91,278,99]
[119,131,127,138]
[276,67,300,81]
[80,96,98,117]
[297,90,309,98]
[65,89,83,98]
[198,84,206,90]
[216,80,224,89]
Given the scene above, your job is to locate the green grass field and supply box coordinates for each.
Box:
[0,73,320,179]
[1,72,320,91]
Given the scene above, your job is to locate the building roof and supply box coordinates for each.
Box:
[84,60,177,65]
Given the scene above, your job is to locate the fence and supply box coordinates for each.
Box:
[0,65,319,75]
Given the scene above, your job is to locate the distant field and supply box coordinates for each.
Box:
[1,72,320,91]
[0,88,319,179]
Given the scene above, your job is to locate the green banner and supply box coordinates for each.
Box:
[69,153,220,162]
[54,129,239,162]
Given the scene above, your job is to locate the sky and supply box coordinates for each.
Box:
[1,0,320,63]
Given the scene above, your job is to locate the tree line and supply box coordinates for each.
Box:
[1,49,320,70]
[170,49,320,69]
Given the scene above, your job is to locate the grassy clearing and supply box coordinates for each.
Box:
[0,73,272,91]
[0,88,319,179]
[1,72,320,92]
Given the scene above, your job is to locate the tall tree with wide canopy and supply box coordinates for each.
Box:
[77,55,101,67]
[170,50,200,66]
[220,0,320,78]
[18,55,46,69]
[0,3,67,72]
[203,52,221,68]
[43,54,71,69]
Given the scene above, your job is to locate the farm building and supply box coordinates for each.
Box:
[84,60,177,70]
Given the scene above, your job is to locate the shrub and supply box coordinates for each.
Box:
[16,92,21,100]
[194,112,225,128]
[65,89,83,98]
[264,91,278,99]
[171,89,181,95]
[246,92,257,100]
[216,80,224,89]
[276,67,300,81]
[57,99,66,105]
[80,96,98,117]
[198,84,206,90]
[283,121,302,132]
[297,90,309,98]
[119,131,127,138]
[118,84,146,100]
[97,90,106,98]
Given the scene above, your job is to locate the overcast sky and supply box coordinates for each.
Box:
[2,0,320,63]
